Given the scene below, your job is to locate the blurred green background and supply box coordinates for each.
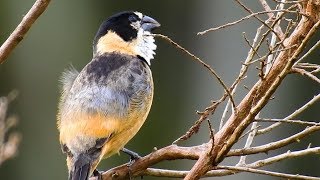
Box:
[0,1,319,179]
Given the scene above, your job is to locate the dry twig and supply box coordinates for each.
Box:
[0,91,20,165]
[0,0,51,64]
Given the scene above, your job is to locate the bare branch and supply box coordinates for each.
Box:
[173,95,226,144]
[259,0,275,18]
[94,144,320,179]
[295,40,320,65]
[248,147,320,168]
[217,166,320,180]
[257,93,320,135]
[255,118,320,126]
[228,125,320,156]
[0,0,51,64]
[142,168,233,178]
[198,9,293,35]
[94,144,207,180]
[234,0,285,41]
[292,68,320,83]
[272,0,309,4]
[265,0,286,73]
[220,21,268,130]
[237,122,258,165]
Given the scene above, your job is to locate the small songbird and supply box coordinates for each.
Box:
[57,11,160,180]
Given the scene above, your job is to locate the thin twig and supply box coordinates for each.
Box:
[234,0,285,42]
[265,0,286,73]
[228,125,320,156]
[245,44,298,66]
[294,40,320,65]
[255,118,320,126]
[220,10,285,130]
[257,93,320,135]
[220,8,289,131]
[198,9,295,35]
[295,62,320,70]
[173,95,226,144]
[0,0,51,64]
[242,32,262,58]
[237,122,258,166]
[207,119,215,154]
[217,166,320,180]
[272,0,309,4]
[142,168,233,178]
[153,34,236,111]
[220,23,266,130]
[292,68,320,83]
[247,147,320,168]
[239,125,261,139]
[259,0,275,18]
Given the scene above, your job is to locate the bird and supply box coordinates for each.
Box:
[57,11,160,180]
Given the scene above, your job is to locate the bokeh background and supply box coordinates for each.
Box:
[0,0,319,179]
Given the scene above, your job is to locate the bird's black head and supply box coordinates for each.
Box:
[93,11,160,65]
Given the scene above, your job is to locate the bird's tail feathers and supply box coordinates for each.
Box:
[69,155,91,180]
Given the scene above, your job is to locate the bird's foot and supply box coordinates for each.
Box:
[121,148,143,179]
[121,148,141,165]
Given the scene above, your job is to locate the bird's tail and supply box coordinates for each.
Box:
[68,155,91,180]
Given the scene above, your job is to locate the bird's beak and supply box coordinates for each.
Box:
[141,15,160,32]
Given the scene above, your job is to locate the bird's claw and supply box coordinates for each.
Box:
[121,148,141,166]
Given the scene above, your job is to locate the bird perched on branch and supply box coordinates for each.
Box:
[57,11,160,180]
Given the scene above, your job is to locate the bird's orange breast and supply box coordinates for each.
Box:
[59,86,153,157]
[59,112,121,146]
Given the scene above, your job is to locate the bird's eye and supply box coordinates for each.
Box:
[128,15,139,22]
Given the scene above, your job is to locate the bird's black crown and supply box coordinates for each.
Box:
[94,11,141,44]
[92,11,160,64]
